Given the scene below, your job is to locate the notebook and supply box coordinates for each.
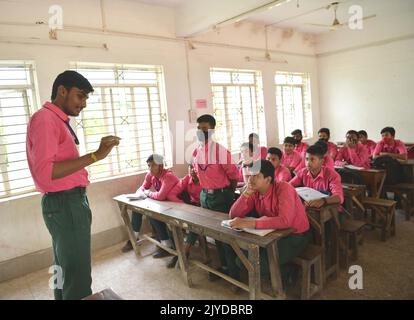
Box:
[295,187,329,202]
[344,165,364,170]
[221,218,275,237]
[125,190,147,201]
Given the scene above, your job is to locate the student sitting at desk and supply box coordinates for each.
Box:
[314,140,334,169]
[373,126,408,161]
[223,160,310,290]
[290,145,344,209]
[318,127,338,159]
[335,130,371,169]
[238,142,258,184]
[358,130,377,157]
[121,154,179,258]
[167,163,203,268]
[281,136,305,174]
[292,129,309,158]
[249,132,267,160]
[266,147,292,182]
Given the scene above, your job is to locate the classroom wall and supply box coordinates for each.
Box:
[0,0,320,279]
[316,6,414,143]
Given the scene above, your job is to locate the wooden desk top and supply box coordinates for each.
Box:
[113,195,293,247]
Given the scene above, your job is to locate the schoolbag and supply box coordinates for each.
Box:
[336,167,365,185]
[372,156,404,185]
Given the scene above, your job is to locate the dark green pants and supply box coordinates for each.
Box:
[200,189,234,268]
[41,188,92,300]
[223,231,310,286]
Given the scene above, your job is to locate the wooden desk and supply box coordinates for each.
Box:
[113,195,293,300]
[342,183,366,219]
[335,167,386,198]
[399,159,414,183]
[306,204,340,283]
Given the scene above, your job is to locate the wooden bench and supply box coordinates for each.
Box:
[83,288,123,300]
[292,245,323,300]
[384,183,414,221]
[340,219,367,268]
[361,197,397,241]
[342,183,366,219]
[113,195,293,300]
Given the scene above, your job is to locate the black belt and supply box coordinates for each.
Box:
[45,186,86,196]
[202,187,232,195]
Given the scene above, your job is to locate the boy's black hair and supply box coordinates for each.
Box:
[318,128,331,137]
[358,130,368,138]
[314,140,328,155]
[51,70,93,100]
[380,127,395,137]
[283,136,297,145]
[291,129,303,136]
[247,160,275,183]
[306,145,324,159]
[147,154,164,165]
[267,147,283,160]
[196,114,216,128]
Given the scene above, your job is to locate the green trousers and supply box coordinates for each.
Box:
[41,187,92,300]
[200,189,235,268]
[223,231,310,287]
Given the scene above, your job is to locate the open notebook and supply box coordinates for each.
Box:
[221,217,275,237]
[295,187,329,202]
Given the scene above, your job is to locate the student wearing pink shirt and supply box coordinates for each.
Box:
[335,130,371,169]
[318,128,338,159]
[121,154,179,257]
[290,145,344,208]
[291,129,309,158]
[249,132,267,160]
[26,71,120,300]
[373,127,408,161]
[193,114,239,280]
[358,130,377,157]
[224,160,310,289]
[282,136,305,173]
[314,140,335,169]
[266,147,292,182]
[238,142,256,184]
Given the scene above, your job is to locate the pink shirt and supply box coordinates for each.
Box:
[282,150,305,172]
[295,142,309,158]
[323,155,335,169]
[193,141,239,189]
[290,166,344,204]
[373,139,407,156]
[26,102,89,193]
[260,146,267,160]
[274,165,292,182]
[335,144,371,169]
[170,175,203,205]
[327,141,338,159]
[363,139,377,156]
[139,169,180,201]
[229,182,309,234]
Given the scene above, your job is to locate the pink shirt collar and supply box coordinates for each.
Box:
[43,101,70,122]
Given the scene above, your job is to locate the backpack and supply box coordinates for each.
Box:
[336,167,365,185]
[372,156,404,185]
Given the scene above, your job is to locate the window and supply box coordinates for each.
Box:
[71,62,172,180]
[210,68,266,153]
[275,72,312,143]
[0,61,38,199]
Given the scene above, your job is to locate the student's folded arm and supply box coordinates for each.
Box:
[329,173,344,204]
[229,194,254,219]
[289,174,302,187]
[137,172,152,192]
[148,175,177,200]
[372,142,382,157]
[255,187,295,229]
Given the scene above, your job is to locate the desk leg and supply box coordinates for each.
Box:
[247,244,261,300]
[267,242,286,299]
[118,203,140,257]
[171,226,193,288]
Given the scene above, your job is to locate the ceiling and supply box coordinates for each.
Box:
[133,0,414,35]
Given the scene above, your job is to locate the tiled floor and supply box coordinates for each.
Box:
[1,211,413,300]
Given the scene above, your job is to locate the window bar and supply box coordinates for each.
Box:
[109,88,122,175]
[146,87,156,154]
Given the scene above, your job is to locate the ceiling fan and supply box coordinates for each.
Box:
[307,2,376,31]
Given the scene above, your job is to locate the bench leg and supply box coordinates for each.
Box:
[267,242,285,299]
[301,263,310,300]
[171,226,193,288]
[247,244,261,300]
[119,204,140,257]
